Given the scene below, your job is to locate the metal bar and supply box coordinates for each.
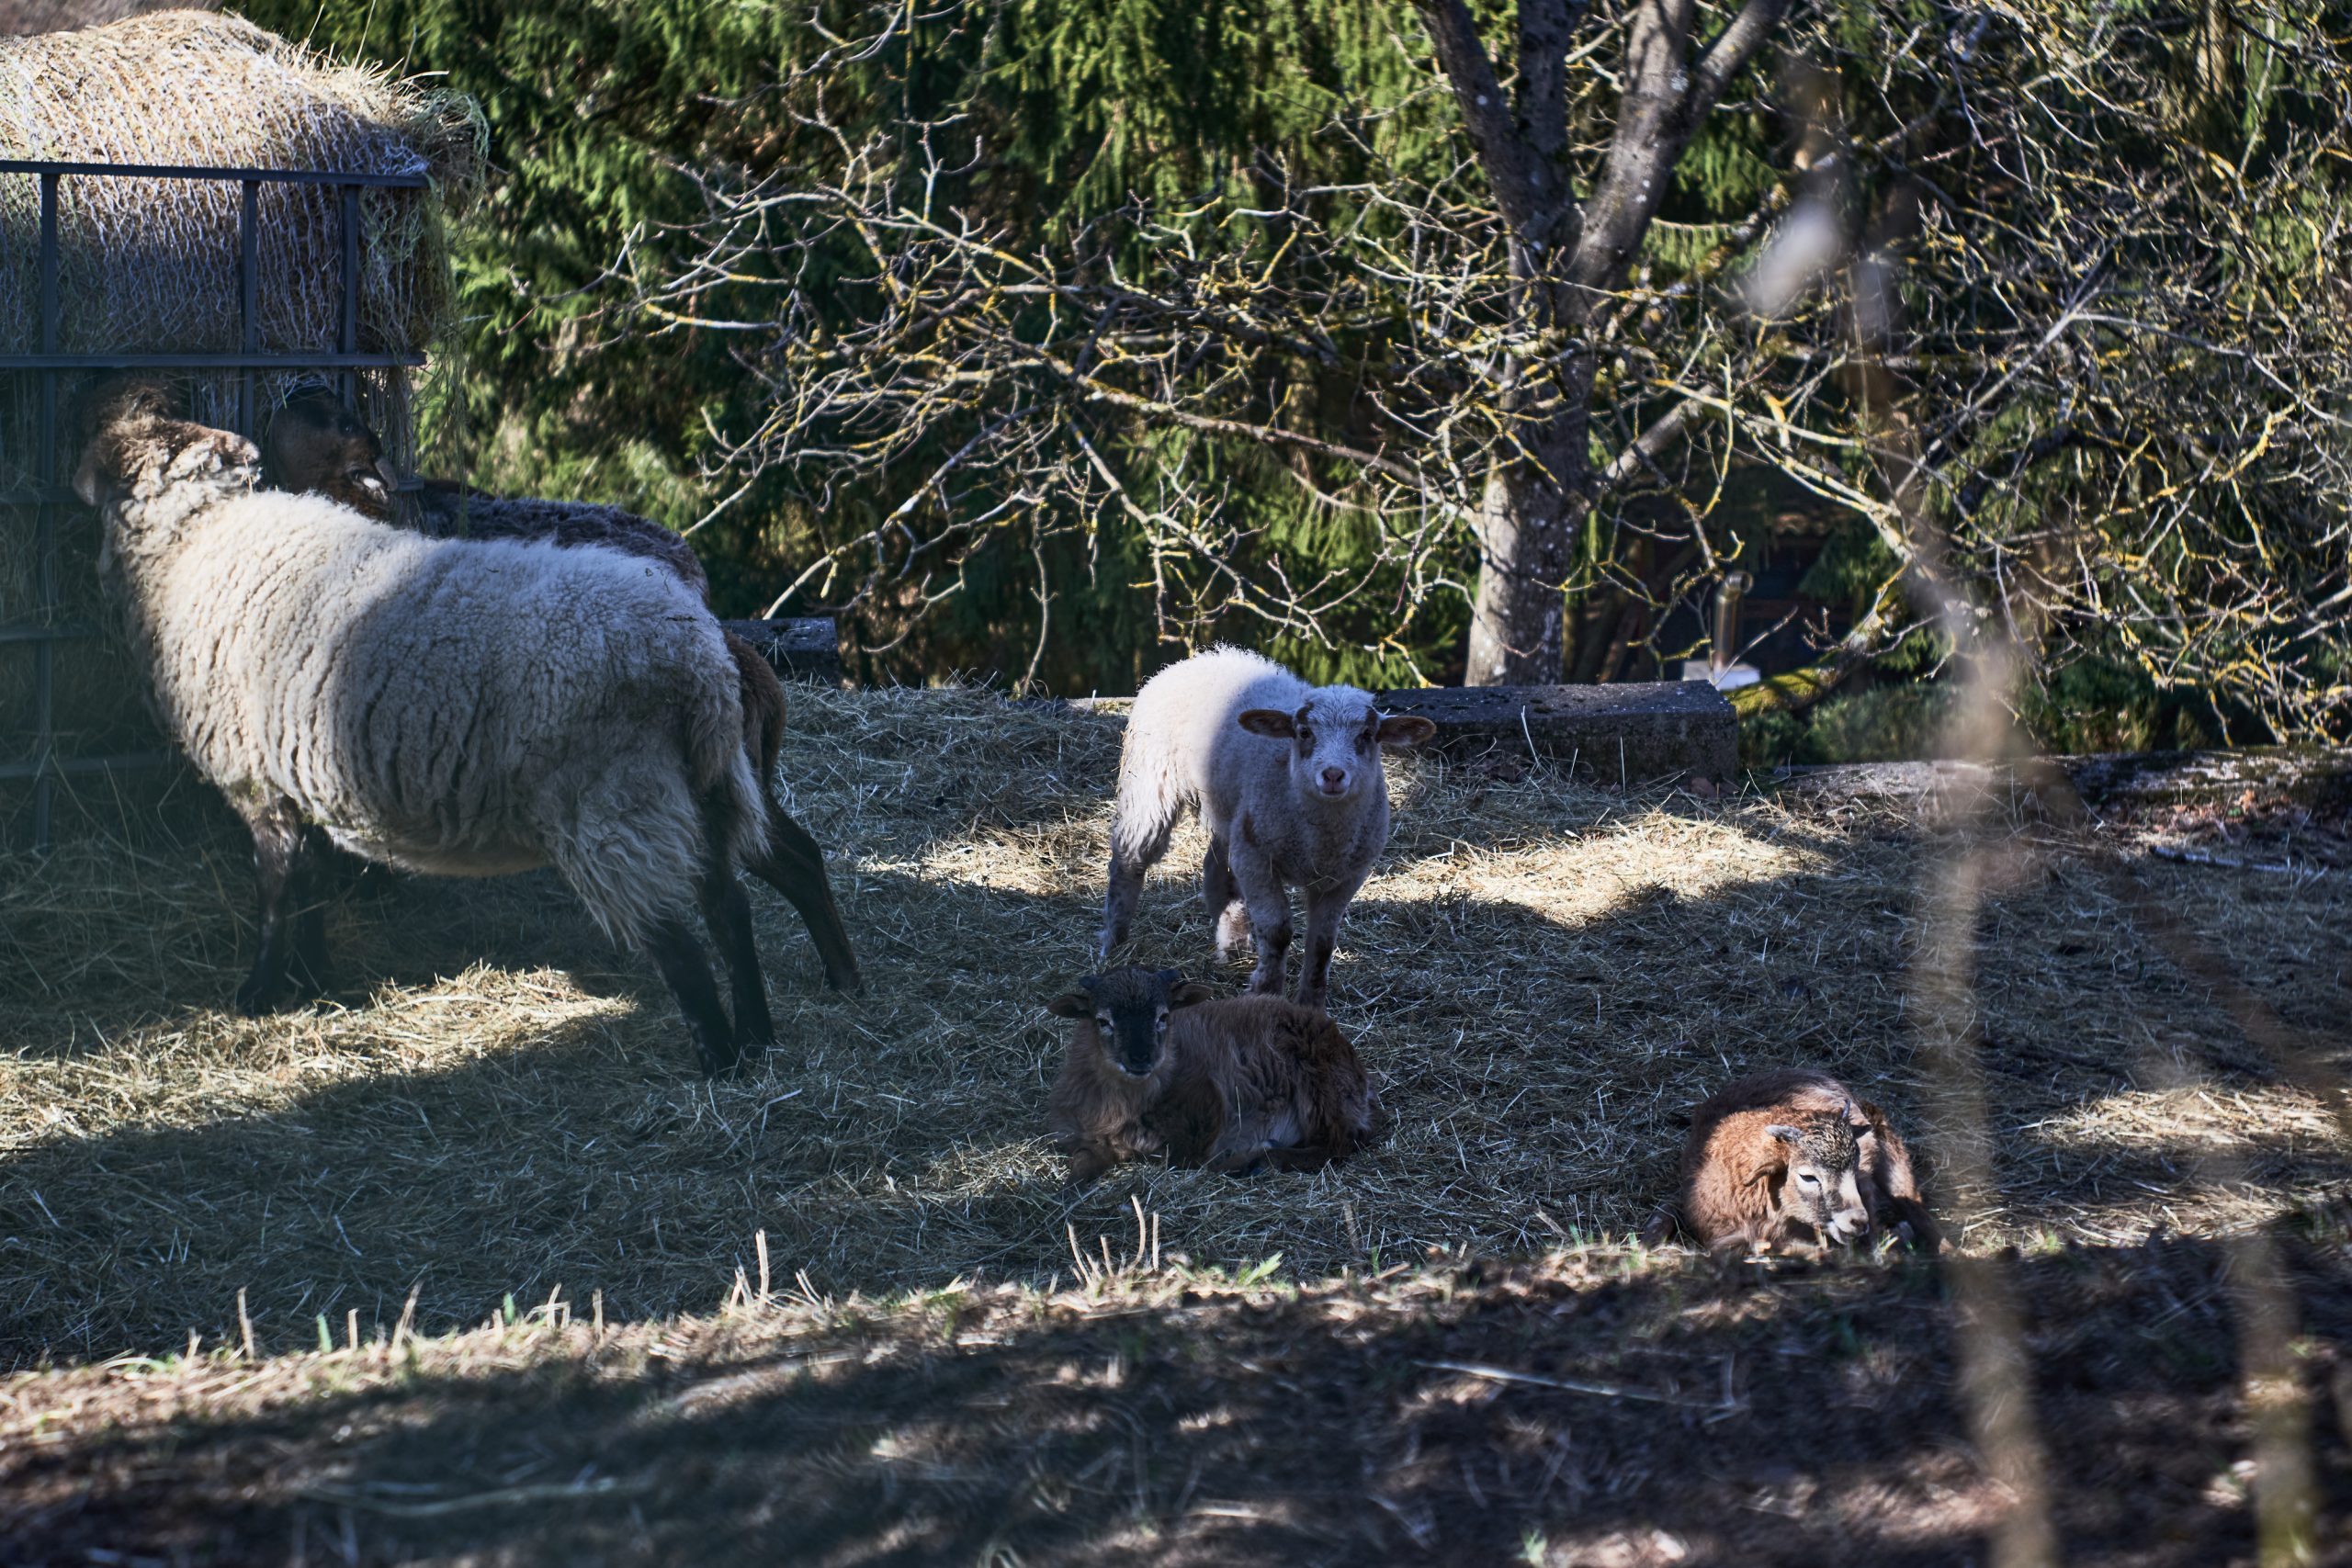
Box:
[38,171,59,347]
[0,750,180,784]
[340,185,360,355]
[0,619,102,645]
[29,170,60,849]
[0,158,425,188]
[340,184,360,406]
[239,179,258,434]
[0,352,426,371]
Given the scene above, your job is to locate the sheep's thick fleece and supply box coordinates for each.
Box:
[100,434,763,947]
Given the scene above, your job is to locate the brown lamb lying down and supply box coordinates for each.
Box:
[1656,1067,1939,1255]
[260,386,860,992]
[1046,967,1378,1181]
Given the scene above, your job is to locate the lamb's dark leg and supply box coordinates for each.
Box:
[745,801,862,992]
[233,800,321,1014]
[644,916,740,1077]
[1202,833,1249,959]
[1297,871,1365,1010]
[1228,848,1292,997]
[700,866,777,1056]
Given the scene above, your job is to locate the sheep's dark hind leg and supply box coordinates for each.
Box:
[645,916,740,1077]
[701,866,777,1056]
[745,801,862,992]
[289,826,335,997]
[233,800,328,1013]
[1100,802,1179,960]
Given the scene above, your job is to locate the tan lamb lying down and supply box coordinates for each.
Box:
[1046,967,1378,1181]
[1657,1067,1939,1255]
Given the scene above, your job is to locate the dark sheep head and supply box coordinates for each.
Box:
[1047,966,1214,1078]
[262,385,397,518]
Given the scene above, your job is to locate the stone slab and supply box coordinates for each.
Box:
[718,615,842,685]
[1374,681,1739,784]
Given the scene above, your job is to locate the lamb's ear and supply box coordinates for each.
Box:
[1375,714,1438,750]
[1238,708,1296,739]
[1167,981,1216,1009]
[1765,1123,1804,1145]
[70,446,104,508]
[1046,992,1093,1019]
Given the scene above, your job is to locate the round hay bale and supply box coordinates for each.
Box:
[0,9,481,361]
[1,1,213,39]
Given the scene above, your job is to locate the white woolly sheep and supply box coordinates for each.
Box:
[1098,647,1434,1006]
[259,387,863,992]
[74,379,775,1075]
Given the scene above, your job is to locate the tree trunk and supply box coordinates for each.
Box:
[1466,457,1581,684]
[1422,0,1790,684]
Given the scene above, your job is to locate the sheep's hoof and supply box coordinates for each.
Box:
[232,976,287,1016]
[1214,907,1252,958]
[695,1037,745,1078]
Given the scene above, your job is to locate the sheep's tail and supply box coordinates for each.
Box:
[689,702,771,873]
[1107,747,1185,870]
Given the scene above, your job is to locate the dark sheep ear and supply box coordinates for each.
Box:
[1167,981,1216,1009]
[1765,1123,1804,1145]
[70,446,103,508]
[1238,708,1296,739]
[1046,992,1093,1018]
[1375,714,1438,750]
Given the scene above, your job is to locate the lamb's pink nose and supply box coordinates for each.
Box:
[1318,768,1347,794]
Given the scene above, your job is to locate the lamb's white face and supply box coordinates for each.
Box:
[1238,689,1433,805]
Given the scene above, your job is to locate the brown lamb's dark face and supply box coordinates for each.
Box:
[1046,967,1213,1077]
[262,387,394,517]
[1766,1114,1873,1246]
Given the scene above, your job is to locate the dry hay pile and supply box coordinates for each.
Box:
[2,687,2347,1366]
[0,9,481,803]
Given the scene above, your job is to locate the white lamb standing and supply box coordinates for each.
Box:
[1098,647,1435,1006]
[72,378,775,1076]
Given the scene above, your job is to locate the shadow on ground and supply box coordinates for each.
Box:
[5,1225,2350,1565]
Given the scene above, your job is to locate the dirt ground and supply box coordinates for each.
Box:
[3,687,2348,1562]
